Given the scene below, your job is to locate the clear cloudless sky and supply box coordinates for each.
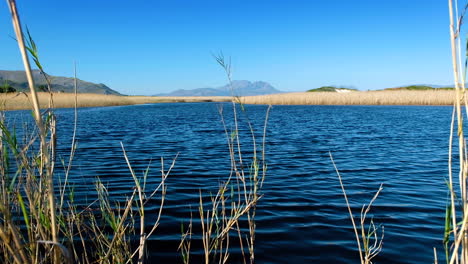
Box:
[0,0,458,95]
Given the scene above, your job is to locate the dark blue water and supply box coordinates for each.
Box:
[5,103,453,263]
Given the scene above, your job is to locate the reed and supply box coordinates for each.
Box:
[331,153,384,264]
[0,90,456,111]
[0,90,454,111]
[443,1,468,264]
[180,53,271,264]
[0,93,231,111]
[240,90,454,105]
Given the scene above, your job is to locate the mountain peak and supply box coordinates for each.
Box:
[156,80,282,96]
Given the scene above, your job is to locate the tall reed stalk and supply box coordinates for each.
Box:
[446,1,468,264]
[330,153,384,264]
[181,54,271,264]
[6,1,59,262]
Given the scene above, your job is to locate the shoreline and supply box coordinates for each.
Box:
[239,90,455,106]
[0,90,455,111]
[0,92,231,111]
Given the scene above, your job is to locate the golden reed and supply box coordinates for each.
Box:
[0,90,454,111]
[0,92,231,110]
[240,90,454,105]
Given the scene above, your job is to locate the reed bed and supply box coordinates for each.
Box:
[0,90,455,111]
[0,92,231,110]
[241,90,454,105]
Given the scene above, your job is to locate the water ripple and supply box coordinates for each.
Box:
[5,103,453,263]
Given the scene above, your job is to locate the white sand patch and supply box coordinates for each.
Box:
[336,89,352,93]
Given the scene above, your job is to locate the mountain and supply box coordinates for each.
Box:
[156,80,282,96]
[0,70,121,95]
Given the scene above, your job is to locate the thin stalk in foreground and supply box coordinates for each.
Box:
[330,152,383,264]
[447,106,458,264]
[447,1,468,263]
[330,153,363,262]
[6,0,59,258]
[60,62,79,209]
[5,0,45,138]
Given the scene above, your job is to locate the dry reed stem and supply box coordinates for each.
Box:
[121,143,171,264]
[360,188,384,262]
[448,106,459,262]
[178,211,193,264]
[5,0,45,134]
[195,54,266,264]
[0,227,25,264]
[121,144,146,264]
[36,240,72,264]
[330,153,364,262]
[102,190,137,261]
[448,0,468,263]
[199,192,209,264]
[261,105,272,188]
[214,54,271,264]
[448,0,467,204]
[6,1,59,261]
[59,63,78,209]
[331,152,383,264]
[451,206,468,264]
[144,158,171,238]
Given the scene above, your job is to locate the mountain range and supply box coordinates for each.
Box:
[155,80,282,96]
[0,70,121,95]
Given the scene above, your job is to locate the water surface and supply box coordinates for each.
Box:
[6,103,452,263]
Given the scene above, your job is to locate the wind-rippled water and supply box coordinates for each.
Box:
[5,103,453,263]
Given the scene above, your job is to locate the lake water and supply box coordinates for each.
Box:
[5,103,453,263]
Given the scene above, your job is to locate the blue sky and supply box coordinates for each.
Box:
[0,0,457,95]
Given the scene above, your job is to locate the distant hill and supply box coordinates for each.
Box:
[0,70,121,95]
[307,86,357,92]
[384,85,454,91]
[156,80,282,96]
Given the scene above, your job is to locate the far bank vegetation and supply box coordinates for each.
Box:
[307,86,357,92]
[0,92,231,110]
[241,90,454,105]
[0,89,456,110]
